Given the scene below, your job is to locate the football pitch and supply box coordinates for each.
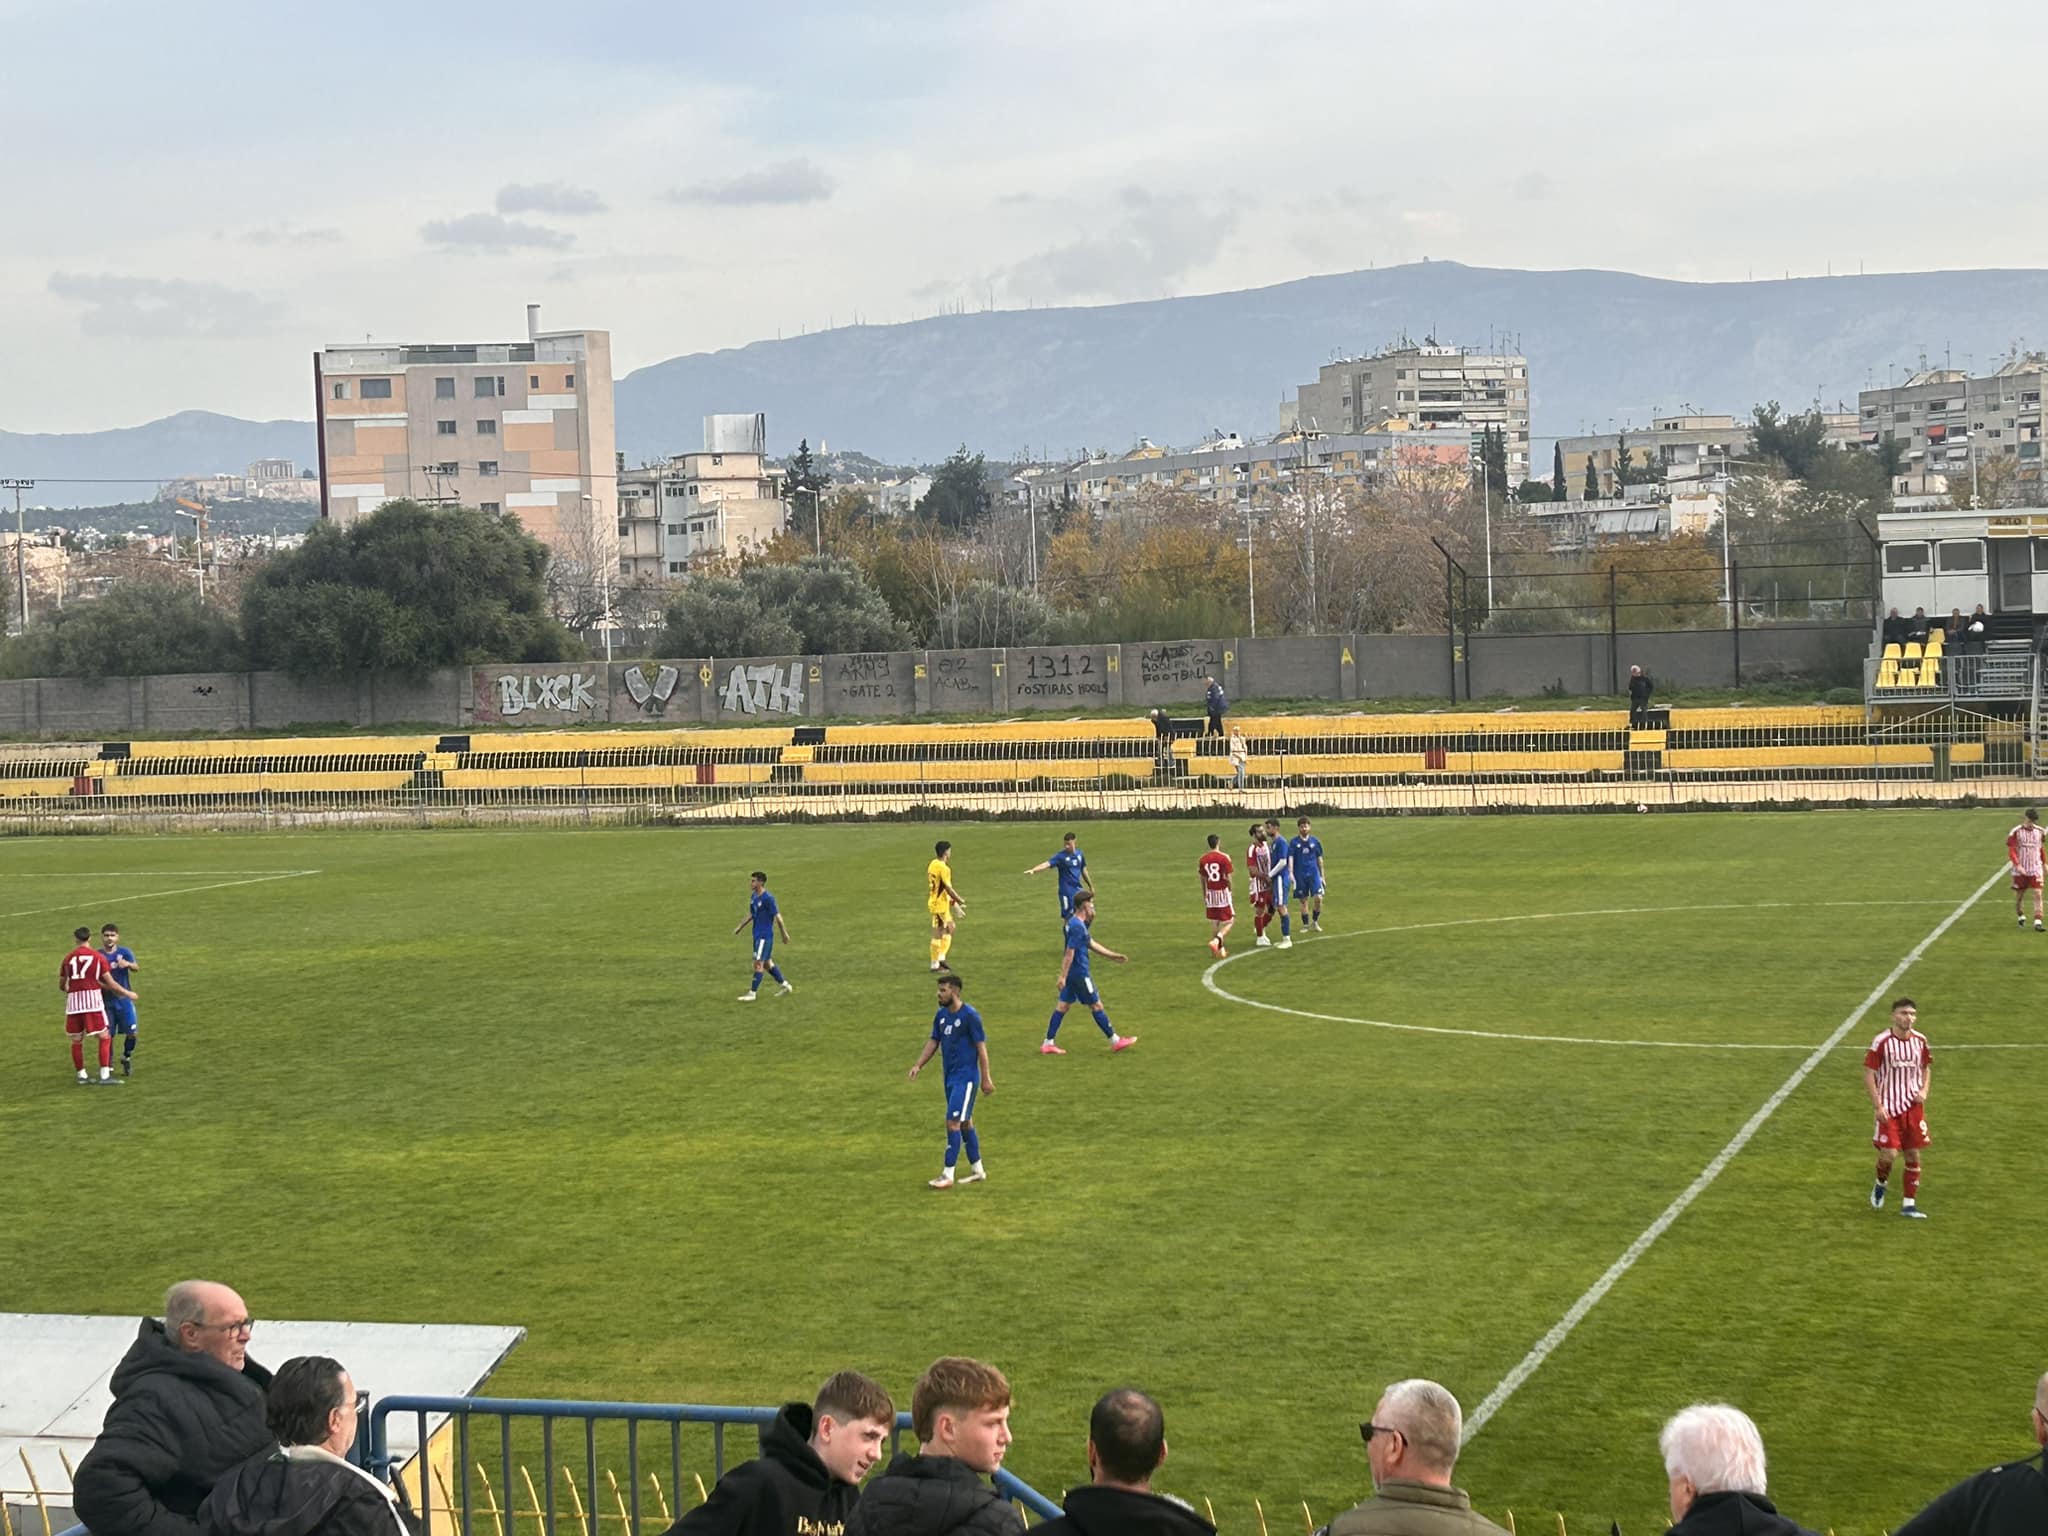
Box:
[5,811,2043,1533]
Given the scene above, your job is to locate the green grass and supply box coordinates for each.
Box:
[4,814,2041,1534]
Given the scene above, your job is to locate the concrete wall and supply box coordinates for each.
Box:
[0,625,1867,739]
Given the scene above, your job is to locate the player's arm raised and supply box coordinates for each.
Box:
[907,1038,939,1080]
[1090,937,1128,965]
[1024,860,1049,876]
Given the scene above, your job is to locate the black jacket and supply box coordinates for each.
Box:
[1205,685,1227,716]
[1669,1491,1819,1536]
[662,1404,859,1536]
[74,1319,275,1536]
[1031,1485,1215,1536]
[1893,1447,2047,1536]
[200,1446,420,1536]
[1627,673,1653,710]
[846,1454,1023,1536]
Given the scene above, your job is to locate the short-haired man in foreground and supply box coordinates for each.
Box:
[1893,1370,2048,1536]
[201,1355,418,1536]
[1319,1380,1505,1536]
[659,1371,895,1536]
[1032,1389,1213,1536]
[1659,1403,1818,1536]
[849,1358,1022,1536]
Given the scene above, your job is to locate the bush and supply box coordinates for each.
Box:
[0,581,241,679]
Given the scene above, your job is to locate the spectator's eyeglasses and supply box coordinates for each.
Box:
[1359,1423,1403,1447]
[197,1317,255,1336]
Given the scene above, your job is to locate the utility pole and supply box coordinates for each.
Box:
[4,478,36,631]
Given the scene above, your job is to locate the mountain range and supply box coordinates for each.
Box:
[9,261,2048,506]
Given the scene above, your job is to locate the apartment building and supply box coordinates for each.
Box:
[314,304,615,553]
[1857,355,2047,497]
[1290,342,1529,481]
[1020,430,1467,519]
[1559,413,1749,499]
[618,414,788,580]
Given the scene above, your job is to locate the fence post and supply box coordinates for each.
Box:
[1444,551,1458,701]
[1730,556,1742,686]
[1460,571,1473,701]
[1607,568,1619,695]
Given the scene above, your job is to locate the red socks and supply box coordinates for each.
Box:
[71,1039,85,1071]
[1903,1166,1921,1199]
[98,1035,112,1068]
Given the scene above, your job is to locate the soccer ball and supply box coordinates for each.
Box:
[1635,803,1649,814]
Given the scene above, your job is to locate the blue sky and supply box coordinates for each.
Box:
[4,0,2045,432]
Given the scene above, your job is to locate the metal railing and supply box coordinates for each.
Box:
[365,1395,1060,1536]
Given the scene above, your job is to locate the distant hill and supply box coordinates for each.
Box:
[10,262,2048,500]
[615,260,2048,462]
[0,411,315,509]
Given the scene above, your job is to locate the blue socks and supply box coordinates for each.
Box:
[1092,1008,1115,1039]
[1045,1009,1065,1040]
[1281,913,1291,936]
[945,1128,962,1168]
[962,1128,981,1163]
[749,972,764,993]
[768,965,785,983]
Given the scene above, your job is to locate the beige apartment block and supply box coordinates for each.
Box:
[314,304,616,556]
[618,414,788,578]
[1560,413,1749,499]
[1292,341,1530,481]
[1857,355,2046,498]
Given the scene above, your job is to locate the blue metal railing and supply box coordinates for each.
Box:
[368,1394,1060,1533]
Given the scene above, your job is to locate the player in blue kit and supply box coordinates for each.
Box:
[1262,818,1294,949]
[1291,815,1327,932]
[906,972,993,1189]
[99,924,141,1076]
[1040,892,1136,1055]
[1024,830,1094,921]
[733,871,794,1001]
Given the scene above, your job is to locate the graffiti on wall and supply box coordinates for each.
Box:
[833,652,900,702]
[720,662,805,715]
[1014,649,1110,700]
[622,664,681,715]
[495,672,600,718]
[1136,641,1219,688]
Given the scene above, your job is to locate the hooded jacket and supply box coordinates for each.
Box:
[661,1404,860,1536]
[199,1446,418,1536]
[1030,1484,1216,1536]
[73,1319,274,1536]
[1668,1490,1820,1536]
[846,1453,1023,1536]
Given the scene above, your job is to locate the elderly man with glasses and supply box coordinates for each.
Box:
[203,1357,419,1536]
[1317,1380,1507,1536]
[75,1281,274,1536]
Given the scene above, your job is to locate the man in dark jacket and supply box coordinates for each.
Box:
[848,1358,1022,1536]
[1892,1370,2048,1536]
[1660,1404,1819,1536]
[1031,1389,1212,1536]
[75,1281,274,1536]
[661,1372,895,1536]
[200,1356,416,1536]
[1203,678,1227,738]
[1627,665,1653,721]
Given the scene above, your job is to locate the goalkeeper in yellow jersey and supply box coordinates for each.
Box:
[926,839,964,971]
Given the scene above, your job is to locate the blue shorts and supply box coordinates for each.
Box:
[1059,974,1100,1007]
[1294,869,1324,897]
[1059,891,1079,920]
[945,1076,978,1124]
[751,932,775,965]
[1272,874,1291,905]
[105,997,138,1033]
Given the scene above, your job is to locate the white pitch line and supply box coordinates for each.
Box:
[0,869,319,878]
[0,870,321,921]
[1458,862,2009,1447]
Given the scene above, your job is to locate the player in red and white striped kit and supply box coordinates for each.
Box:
[1199,834,1235,956]
[1864,997,1932,1218]
[62,925,136,1086]
[1246,824,1274,948]
[2007,807,2044,930]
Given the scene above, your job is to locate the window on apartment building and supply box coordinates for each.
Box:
[617,521,629,536]
[331,382,349,400]
[687,484,699,495]
[435,377,456,399]
[668,561,686,574]
[480,501,501,514]
[476,419,497,434]
[478,460,498,477]
[433,461,459,476]
[563,373,575,387]
[666,523,685,536]
[475,377,501,398]
[529,373,540,388]
[360,378,393,399]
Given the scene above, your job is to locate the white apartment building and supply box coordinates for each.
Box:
[618,414,788,580]
[1290,341,1530,481]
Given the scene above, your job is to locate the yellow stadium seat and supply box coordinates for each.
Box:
[1895,666,1919,688]
[1923,631,1943,653]
[1902,642,1922,662]
[1919,656,1940,687]
[1876,660,1899,688]
[1881,643,1901,660]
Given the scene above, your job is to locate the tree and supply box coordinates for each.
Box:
[1476,425,1509,501]
[241,500,574,675]
[1750,401,1831,480]
[655,557,908,655]
[1515,479,1553,504]
[916,447,993,530]
[783,439,828,542]
[0,579,241,680]
[1552,441,1568,502]
[1583,455,1600,501]
[655,575,801,656]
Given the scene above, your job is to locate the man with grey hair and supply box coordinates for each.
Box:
[1659,1404,1817,1536]
[74,1282,273,1536]
[1320,1380,1507,1536]
[1892,1370,2048,1536]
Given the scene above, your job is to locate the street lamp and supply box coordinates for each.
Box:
[170,503,207,602]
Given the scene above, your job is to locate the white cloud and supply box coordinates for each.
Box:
[46,272,284,338]
[420,212,575,252]
[233,224,342,247]
[1002,186,1236,303]
[668,158,835,207]
[496,181,607,216]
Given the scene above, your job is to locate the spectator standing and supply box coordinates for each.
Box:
[1318,1380,1506,1536]
[1659,1404,1818,1536]
[1627,665,1654,722]
[1893,1370,2048,1536]
[656,1372,894,1536]
[200,1356,417,1536]
[848,1358,1022,1536]
[1227,728,1249,790]
[1031,1389,1213,1536]
[74,1281,273,1536]
[1203,676,1227,738]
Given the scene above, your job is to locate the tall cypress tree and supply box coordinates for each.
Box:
[1552,441,1567,502]
[1583,454,1599,501]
